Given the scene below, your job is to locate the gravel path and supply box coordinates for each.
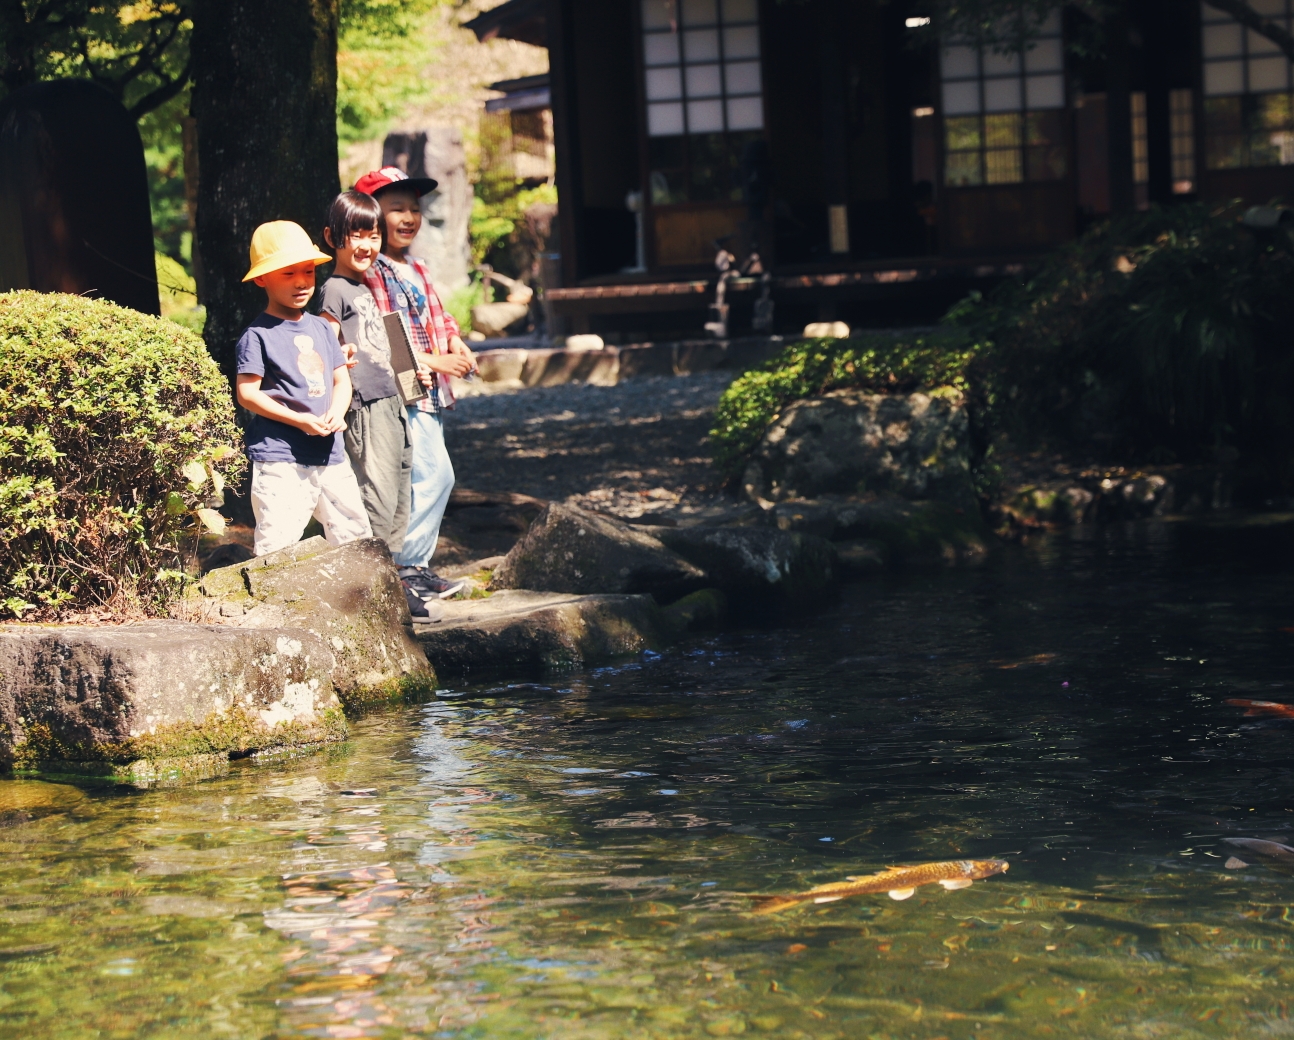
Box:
[443,371,740,520]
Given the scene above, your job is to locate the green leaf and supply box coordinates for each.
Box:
[164,491,187,516]
[196,508,226,534]
[182,459,207,487]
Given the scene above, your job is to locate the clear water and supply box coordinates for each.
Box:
[5,518,1294,1039]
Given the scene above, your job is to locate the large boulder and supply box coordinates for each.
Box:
[741,388,976,509]
[0,538,436,785]
[194,536,432,702]
[657,526,838,618]
[490,503,705,600]
[0,621,345,784]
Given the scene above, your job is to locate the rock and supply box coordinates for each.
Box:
[803,321,850,339]
[490,503,706,600]
[771,494,986,565]
[0,620,345,784]
[415,590,666,675]
[566,334,605,351]
[471,300,530,338]
[194,537,432,705]
[383,128,472,295]
[835,539,887,575]
[660,588,728,631]
[742,388,976,509]
[0,537,437,785]
[200,542,254,573]
[657,526,838,618]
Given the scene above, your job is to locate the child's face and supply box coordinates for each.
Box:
[378,188,422,252]
[335,227,383,275]
[254,261,317,314]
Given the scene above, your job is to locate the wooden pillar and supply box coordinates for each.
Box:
[548,0,583,289]
[1106,8,1136,214]
[819,1,850,255]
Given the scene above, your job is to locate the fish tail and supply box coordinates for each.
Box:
[748,894,806,915]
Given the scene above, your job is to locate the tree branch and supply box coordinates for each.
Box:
[127,52,193,117]
[1203,0,1294,63]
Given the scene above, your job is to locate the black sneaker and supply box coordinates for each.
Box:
[398,567,466,600]
[401,581,431,617]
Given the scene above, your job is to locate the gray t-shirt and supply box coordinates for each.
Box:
[319,275,400,408]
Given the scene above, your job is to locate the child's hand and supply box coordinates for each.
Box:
[424,353,474,378]
[449,335,479,374]
[297,414,335,437]
[342,343,358,368]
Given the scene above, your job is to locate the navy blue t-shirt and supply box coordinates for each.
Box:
[235,312,346,466]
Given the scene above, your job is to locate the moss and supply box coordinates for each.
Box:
[661,588,727,633]
[338,670,440,712]
[10,703,348,772]
[711,331,978,480]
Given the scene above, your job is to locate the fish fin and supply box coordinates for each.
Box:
[747,895,802,915]
[940,879,973,890]
[813,895,844,904]
[887,888,915,901]
[1224,857,1248,870]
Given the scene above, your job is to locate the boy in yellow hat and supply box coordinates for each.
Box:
[234,220,373,557]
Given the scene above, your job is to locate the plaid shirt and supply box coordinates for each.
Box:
[364,252,461,413]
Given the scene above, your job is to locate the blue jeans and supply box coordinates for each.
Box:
[393,408,454,569]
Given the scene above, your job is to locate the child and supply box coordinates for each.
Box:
[354,167,476,603]
[234,220,373,558]
[319,191,412,558]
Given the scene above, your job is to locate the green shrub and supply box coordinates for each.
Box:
[962,203,1294,478]
[710,330,980,479]
[0,291,245,617]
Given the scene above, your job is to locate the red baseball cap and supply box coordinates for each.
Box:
[354,166,438,197]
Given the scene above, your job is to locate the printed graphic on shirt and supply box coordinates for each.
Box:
[294,334,326,398]
[353,293,395,377]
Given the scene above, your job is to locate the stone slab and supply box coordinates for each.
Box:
[1,538,433,785]
[413,589,666,676]
[0,620,344,782]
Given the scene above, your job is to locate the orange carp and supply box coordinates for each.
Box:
[1226,699,1294,720]
[748,858,1009,915]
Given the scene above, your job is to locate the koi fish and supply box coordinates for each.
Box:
[1223,837,1294,874]
[747,859,1009,915]
[1225,699,1294,719]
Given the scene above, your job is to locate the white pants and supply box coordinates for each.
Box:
[250,459,373,557]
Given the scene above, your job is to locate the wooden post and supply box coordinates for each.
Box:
[1106,7,1136,214]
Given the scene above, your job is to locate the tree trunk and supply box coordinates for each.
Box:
[190,0,340,381]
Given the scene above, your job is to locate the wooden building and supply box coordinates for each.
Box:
[467,0,1294,336]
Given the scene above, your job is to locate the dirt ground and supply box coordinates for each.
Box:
[433,371,741,567]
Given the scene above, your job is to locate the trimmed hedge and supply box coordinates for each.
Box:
[0,291,244,616]
[710,330,980,479]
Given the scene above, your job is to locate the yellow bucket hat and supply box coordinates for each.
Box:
[242,220,332,282]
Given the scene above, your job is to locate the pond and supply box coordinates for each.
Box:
[4,517,1294,1039]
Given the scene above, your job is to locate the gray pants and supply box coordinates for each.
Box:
[343,396,412,555]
